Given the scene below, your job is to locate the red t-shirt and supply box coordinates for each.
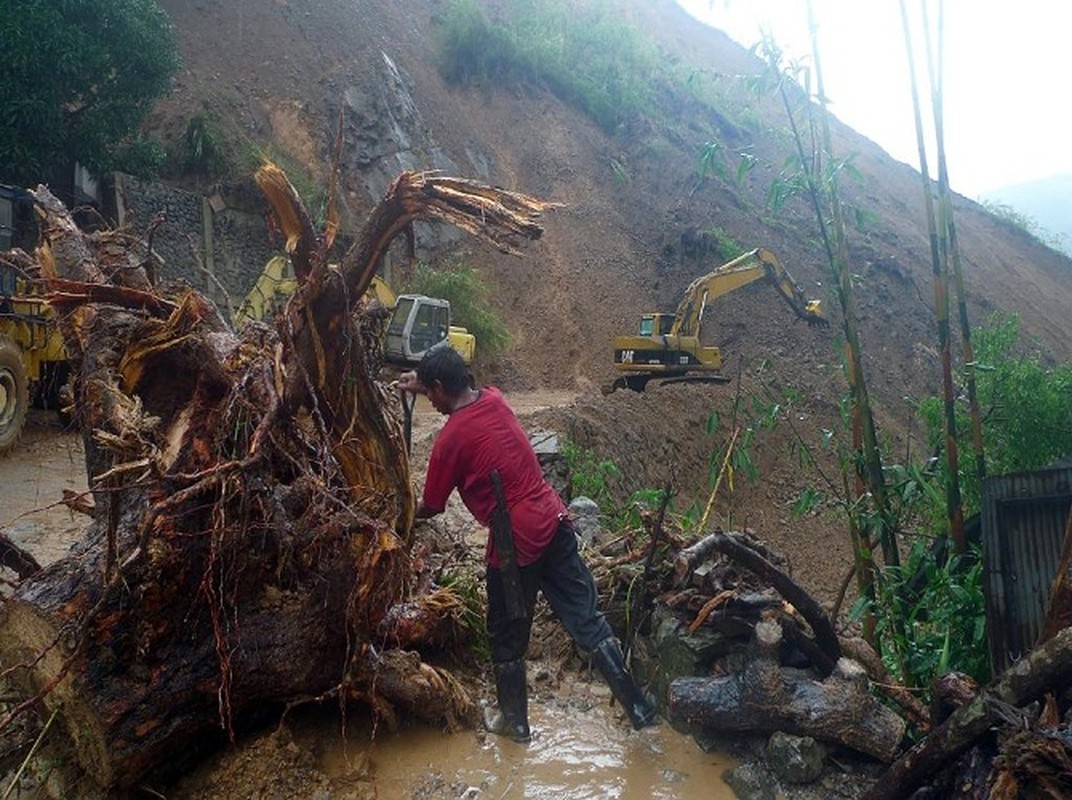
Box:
[422,387,566,567]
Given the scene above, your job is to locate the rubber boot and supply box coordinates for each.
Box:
[483,659,531,743]
[591,637,658,730]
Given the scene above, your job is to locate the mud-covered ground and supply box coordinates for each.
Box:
[0,390,879,799]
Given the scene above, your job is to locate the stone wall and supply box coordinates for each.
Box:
[112,174,279,318]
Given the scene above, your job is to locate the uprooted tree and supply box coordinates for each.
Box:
[0,166,552,789]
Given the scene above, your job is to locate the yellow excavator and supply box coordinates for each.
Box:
[234,255,475,366]
[610,247,827,392]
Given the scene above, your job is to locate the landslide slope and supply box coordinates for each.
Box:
[149,0,1072,595]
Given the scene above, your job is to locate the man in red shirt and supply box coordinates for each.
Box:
[398,347,656,742]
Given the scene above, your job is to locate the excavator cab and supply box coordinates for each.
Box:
[638,313,675,337]
[389,295,449,359]
[385,294,475,366]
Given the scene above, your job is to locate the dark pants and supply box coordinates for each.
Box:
[486,520,613,664]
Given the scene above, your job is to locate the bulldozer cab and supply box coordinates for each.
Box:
[1,185,70,455]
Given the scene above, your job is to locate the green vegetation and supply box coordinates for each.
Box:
[438,571,490,662]
[407,261,511,358]
[0,0,179,183]
[738,365,995,694]
[919,314,1072,514]
[562,440,621,510]
[852,540,989,687]
[705,227,746,262]
[435,0,662,133]
[183,115,231,177]
[561,441,672,533]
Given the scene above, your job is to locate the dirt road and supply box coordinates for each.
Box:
[0,410,88,568]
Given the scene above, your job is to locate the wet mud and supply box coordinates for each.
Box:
[308,681,737,799]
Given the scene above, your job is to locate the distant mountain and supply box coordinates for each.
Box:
[983,174,1072,256]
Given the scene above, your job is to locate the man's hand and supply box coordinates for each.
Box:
[395,370,425,396]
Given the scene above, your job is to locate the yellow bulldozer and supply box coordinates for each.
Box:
[0,186,68,455]
[610,247,827,392]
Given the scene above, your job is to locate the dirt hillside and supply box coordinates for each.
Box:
[144,0,1072,598]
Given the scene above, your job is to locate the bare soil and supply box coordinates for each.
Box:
[0,411,88,567]
[144,0,1072,608]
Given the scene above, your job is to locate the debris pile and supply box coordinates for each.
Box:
[0,166,550,790]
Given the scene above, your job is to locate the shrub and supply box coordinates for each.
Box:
[919,314,1072,514]
[852,539,990,691]
[407,262,511,358]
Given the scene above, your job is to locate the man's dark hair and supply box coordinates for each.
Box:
[416,346,471,395]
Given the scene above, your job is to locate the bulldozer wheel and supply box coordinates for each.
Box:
[0,335,29,456]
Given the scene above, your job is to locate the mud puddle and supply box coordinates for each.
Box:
[302,682,737,799]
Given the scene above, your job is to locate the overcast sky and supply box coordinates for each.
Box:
[676,0,1072,199]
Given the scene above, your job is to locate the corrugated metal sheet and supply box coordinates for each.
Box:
[981,465,1072,673]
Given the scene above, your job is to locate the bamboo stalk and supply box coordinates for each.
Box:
[805,1,899,568]
[697,426,739,534]
[921,0,986,485]
[898,0,965,551]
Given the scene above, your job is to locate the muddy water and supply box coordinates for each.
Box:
[313,686,738,799]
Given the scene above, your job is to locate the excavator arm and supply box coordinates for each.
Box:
[669,247,827,337]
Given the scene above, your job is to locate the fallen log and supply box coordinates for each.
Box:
[673,530,841,671]
[862,625,1072,800]
[840,636,932,732]
[0,169,551,789]
[668,620,906,762]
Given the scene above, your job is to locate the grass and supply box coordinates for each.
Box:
[435,0,665,134]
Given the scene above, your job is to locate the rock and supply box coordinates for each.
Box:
[568,496,602,546]
[646,604,748,709]
[530,429,570,500]
[767,731,826,784]
[723,762,778,800]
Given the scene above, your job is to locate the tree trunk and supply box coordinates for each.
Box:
[863,626,1072,800]
[668,620,906,763]
[0,169,550,789]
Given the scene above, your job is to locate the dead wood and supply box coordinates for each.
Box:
[989,727,1072,799]
[351,649,478,733]
[862,626,1072,800]
[673,530,841,672]
[0,169,551,789]
[667,620,906,762]
[840,636,932,732]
